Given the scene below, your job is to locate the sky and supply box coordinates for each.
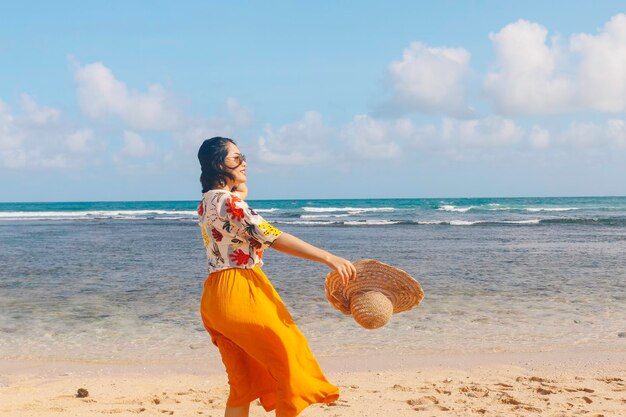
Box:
[1,1,626,202]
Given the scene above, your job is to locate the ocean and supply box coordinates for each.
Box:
[1,196,625,363]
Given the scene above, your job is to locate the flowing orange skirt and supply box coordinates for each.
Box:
[200,265,339,417]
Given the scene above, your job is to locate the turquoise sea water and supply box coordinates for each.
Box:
[3,196,626,225]
[1,196,625,363]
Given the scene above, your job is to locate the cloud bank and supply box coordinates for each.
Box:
[258,112,332,165]
[485,14,626,114]
[0,95,100,169]
[72,60,181,130]
[3,14,626,175]
[381,41,471,116]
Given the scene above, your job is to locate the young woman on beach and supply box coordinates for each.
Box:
[197,136,357,417]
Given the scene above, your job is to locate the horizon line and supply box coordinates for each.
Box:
[1,194,626,204]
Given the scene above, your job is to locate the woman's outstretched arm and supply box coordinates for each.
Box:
[270,232,357,284]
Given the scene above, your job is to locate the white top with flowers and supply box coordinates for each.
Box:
[197,190,283,274]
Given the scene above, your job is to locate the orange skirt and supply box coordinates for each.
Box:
[200,265,339,417]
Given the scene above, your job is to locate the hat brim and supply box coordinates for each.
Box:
[325,259,424,315]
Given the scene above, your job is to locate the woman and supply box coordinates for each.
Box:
[197,136,357,417]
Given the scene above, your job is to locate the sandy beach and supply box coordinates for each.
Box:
[1,350,624,417]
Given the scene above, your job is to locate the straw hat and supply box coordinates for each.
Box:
[325,259,424,329]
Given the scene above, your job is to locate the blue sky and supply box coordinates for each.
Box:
[1,1,626,201]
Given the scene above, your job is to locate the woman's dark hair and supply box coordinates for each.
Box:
[198,136,237,193]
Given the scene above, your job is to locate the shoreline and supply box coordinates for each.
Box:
[1,349,624,416]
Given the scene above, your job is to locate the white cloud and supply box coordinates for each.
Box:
[226,97,254,128]
[559,119,626,149]
[383,41,471,115]
[2,148,67,169]
[441,116,524,148]
[529,125,551,149]
[484,20,573,114]
[171,98,256,157]
[340,114,559,159]
[119,130,156,158]
[173,122,235,154]
[340,114,414,159]
[110,130,162,170]
[571,14,626,112]
[65,129,100,153]
[20,94,61,125]
[0,100,21,151]
[72,59,180,130]
[485,14,626,114]
[258,111,332,165]
[0,97,76,169]
[560,122,600,148]
[605,119,626,148]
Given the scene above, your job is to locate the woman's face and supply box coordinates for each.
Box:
[222,142,247,185]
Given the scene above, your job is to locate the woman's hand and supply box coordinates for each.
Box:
[325,254,357,286]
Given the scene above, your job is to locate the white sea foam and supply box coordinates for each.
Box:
[0,211,98,218]
[300,214,351,219]
[486,206,578,212]
[343,220,401,225]
[416,220,478,225]
[275,219,400,226]
[0,210,197,220]
[254,208,279,213]
[525,207,578,212]
[302,206,395,213]
[438,205,474,213]
[417,219,542,226]
[275,220,335,225]
[500,219,541,224]
[449,220,478,225]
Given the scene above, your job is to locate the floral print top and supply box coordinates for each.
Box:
[198,190,283,274]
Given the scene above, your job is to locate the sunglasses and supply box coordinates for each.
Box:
[224,153,246,168]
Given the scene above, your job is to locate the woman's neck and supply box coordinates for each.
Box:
[215,182,235,191]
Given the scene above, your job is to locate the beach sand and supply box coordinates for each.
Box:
[1,350,624,416]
